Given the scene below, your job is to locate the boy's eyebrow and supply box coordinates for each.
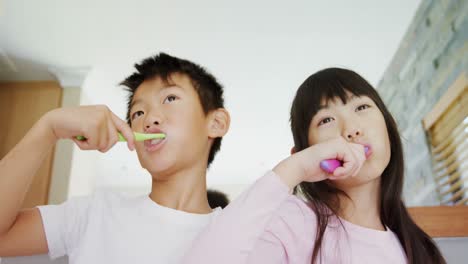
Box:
[130,99,142,110]
[129,85,185,110]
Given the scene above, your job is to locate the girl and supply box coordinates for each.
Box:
[183,68,445,263]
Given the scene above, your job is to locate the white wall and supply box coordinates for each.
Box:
[17,0,422,199]
[48,87,81,204]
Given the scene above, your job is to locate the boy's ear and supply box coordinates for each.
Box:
[208,108,230,138]
[290,146,297,155]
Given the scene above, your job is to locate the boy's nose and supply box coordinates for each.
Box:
[143,113,163,130]
[145,120,160,129]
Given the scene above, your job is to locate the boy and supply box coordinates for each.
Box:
[0,53,230,264]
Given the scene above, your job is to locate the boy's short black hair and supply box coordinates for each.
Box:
[120,53,225,166]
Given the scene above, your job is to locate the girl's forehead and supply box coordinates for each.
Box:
[318,91,361,108]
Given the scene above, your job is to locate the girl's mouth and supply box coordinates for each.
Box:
[364,145,372,159]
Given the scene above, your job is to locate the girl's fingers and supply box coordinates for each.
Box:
[332,158,355,178]
[331,144,359,179]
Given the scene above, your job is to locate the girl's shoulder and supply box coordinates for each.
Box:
[259,194,318,258]
[267,194,318,235]
[280,195,316,219]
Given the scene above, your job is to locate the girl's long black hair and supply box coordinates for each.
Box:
[290,68,445,264]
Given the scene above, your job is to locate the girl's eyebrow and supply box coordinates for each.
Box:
[347,94,359,101]
[318,104,329,111]
[318,94,362,110]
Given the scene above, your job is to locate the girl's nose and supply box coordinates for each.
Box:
[346,128,362,141]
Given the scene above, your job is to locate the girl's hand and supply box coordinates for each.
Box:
[273,137,366,190]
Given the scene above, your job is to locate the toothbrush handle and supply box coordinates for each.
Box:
[76,133,126,142]
[320,159,342,174]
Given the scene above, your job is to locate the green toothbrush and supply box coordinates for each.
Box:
[76,132,166,142]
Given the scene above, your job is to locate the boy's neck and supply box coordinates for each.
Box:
[337,178,385,231]
[148,162,212,214]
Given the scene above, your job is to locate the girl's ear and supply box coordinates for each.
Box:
[208,108,230,138]
[290,146,297,155]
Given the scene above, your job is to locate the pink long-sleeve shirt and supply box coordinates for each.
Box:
[183,171,407,263]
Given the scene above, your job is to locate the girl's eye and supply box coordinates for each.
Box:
[356,104,370,111]
[131,111,144,120]
[318,117,334,126]
[163,95,178,104]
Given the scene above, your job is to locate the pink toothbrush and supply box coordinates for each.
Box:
[320,146,370,173]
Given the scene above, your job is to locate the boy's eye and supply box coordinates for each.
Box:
[318,117,334,126]
[356,104,371,111]
[131,110,144,120]
[163,95,178,104]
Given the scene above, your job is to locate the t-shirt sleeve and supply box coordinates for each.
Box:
[246,196,317,263]
[37,196,91,259]
[182,170,292,263]
[244,228,287,264]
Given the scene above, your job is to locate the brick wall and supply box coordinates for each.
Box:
[377,0,467,205]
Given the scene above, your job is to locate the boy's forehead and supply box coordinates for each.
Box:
[131,74,196,104]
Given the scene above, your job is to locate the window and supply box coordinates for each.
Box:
[423,73,467,205]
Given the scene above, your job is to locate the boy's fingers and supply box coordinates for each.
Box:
[97,121,109,152]
[82,127,100,150]
[101,120,119,152]
[72,137,91,150]
[110,112,135,150]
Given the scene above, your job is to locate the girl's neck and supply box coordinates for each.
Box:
[337,177,385,231]
[149,162,212,214]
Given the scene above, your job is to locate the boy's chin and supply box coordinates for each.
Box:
[140,158,174,175]
[145,163,169,173]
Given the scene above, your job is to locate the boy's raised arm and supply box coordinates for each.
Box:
[0,105,134,257]
[0,115,56,256]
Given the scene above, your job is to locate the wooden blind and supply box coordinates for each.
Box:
[423,73,468,205]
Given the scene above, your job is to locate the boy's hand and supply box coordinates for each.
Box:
[273,137,366,190]
[43,105,135,152]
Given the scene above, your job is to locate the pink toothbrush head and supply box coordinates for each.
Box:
[320,146,370,174]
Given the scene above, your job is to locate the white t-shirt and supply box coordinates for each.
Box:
[38,191,220,264]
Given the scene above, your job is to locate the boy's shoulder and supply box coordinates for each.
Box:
[89,189,147,209]
[53,190,146,215]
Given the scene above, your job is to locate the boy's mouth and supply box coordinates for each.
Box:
[144,138,165,152]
